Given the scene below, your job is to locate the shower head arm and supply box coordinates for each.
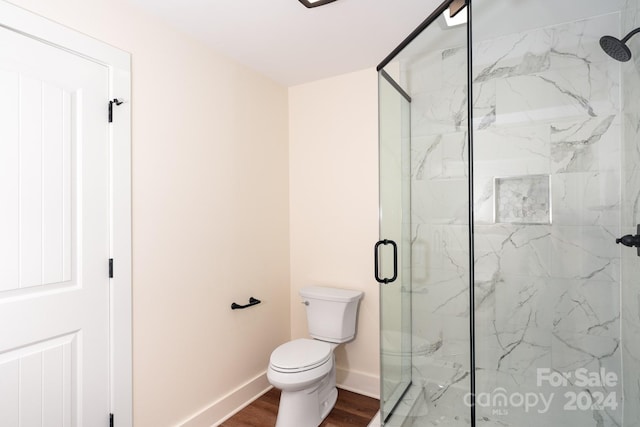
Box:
[621,27,640,44]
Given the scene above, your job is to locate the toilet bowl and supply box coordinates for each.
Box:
[268,339,334,391]
[268,339,338,426]
[267,286,363,427]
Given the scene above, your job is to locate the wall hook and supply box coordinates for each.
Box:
[108,98,125,123]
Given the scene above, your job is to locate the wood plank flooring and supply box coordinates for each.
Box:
[221,388,379,427]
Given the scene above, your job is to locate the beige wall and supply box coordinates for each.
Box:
[7,0,291,425]
[8,0,382,423]
[288,68,380,396]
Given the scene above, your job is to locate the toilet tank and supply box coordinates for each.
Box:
[300,286,364,343]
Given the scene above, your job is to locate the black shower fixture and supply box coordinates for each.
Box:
[298,0,338,8]
[600,27,640,62]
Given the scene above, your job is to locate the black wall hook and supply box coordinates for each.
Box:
[231,297,261,310]
[108,98,124,123]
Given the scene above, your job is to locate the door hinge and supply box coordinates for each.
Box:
[110,413,114,427]
[108,98,123,123]
[109,259,114,278]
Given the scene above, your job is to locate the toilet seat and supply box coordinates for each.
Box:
[269,338,332,373]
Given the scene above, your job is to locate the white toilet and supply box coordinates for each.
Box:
[267,286,364,427]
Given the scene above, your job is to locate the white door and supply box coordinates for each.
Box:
[0,24,111,427]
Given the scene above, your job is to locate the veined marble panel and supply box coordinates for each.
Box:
[495,60,619,126]
[412,272,468,317]
[554,404,622,427]
[412,345,470,387]
[551,333,621,378]
[620,280,640,363]
[622,344,640,426]
[544,59,619,114]
[474,125,551,177]
[551,279,621,339]
[474,225,552,279]
[441,46,468,88]
[411,132,467,181]
[406,378,471,427]
[474,368,554,427]
[549,226,620,282]
[552,172,621,226]
[406,49,444,95]
[621,234,640,344]
[622,113,640,226]
[411,224,470,282]
[551,117,621,174]
[494,276,553,331]
[549,13,621,69]
[475,339,622,426]
[472,81,497,130]
[412,310,470,352]
[474,176,497,225]
[411,85,468,137]
[623,1,640,41]
[411,178,469,224]
[480,325,552,378]
[621,220,640,425]
[473,27,551,83]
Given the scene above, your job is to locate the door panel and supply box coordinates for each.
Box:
[12,75,73,290]
[378,70,412,422]
[0,25,110,426]
[0,68,20,291]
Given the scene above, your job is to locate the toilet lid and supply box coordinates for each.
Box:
[270,338,332,373]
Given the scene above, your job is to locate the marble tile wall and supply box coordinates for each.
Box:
[405,9,634,427]
[621,1,640,426]
[407,39,472,424]
[407,44,470,422]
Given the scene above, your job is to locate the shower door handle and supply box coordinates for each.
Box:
[374,239,398,284]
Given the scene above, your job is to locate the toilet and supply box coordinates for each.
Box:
[267,286,364,427]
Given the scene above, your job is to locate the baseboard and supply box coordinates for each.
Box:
[177,367,379,426]
[336,367,380,399]
[178,371,271,427]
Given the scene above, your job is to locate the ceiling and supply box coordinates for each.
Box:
[129,0,442,86]
[129,0,628,87]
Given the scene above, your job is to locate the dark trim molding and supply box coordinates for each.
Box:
[298,0,338,8]
[380,70,412,103]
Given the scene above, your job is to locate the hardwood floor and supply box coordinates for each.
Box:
[220,388,379,427]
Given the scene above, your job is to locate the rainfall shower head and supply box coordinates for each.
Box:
[600,35,632,62]
[600,27,640,62]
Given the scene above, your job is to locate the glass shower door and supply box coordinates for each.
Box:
[470,0,634,425]
[377,69,412,422]
[377,1,472,424]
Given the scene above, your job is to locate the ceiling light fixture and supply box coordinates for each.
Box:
[298,0,338,8]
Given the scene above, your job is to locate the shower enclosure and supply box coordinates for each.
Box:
[376,0,640,425]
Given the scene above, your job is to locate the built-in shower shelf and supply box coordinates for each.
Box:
[494,175,551,224]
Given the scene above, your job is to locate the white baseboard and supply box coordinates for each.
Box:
[178,367,379,427]
[178,371,271,427]
[336,367,380,400]
[368,411,381,427]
